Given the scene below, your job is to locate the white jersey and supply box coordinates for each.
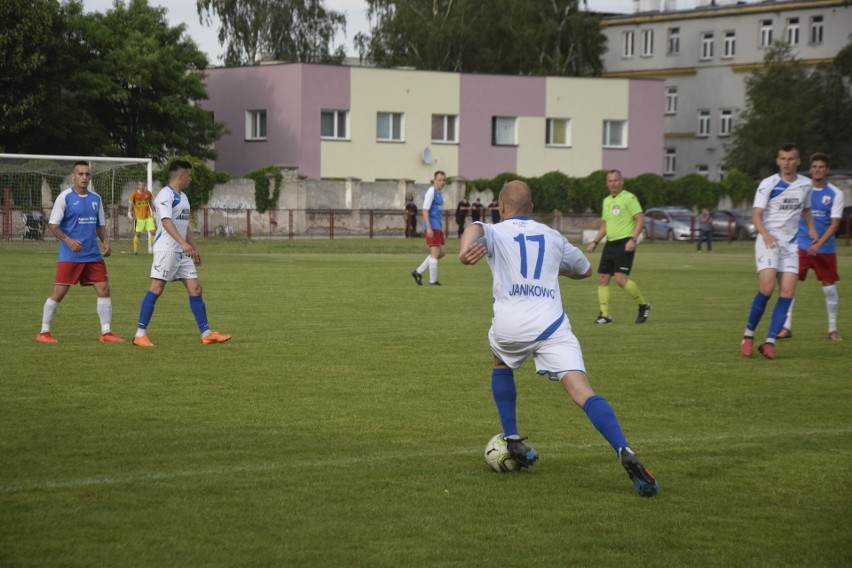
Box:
[478,217,590,343]
[753,174,812,243]
[153,186,191,253]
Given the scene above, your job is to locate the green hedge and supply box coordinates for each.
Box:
[465,169,755,213]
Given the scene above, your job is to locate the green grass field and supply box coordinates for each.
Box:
[1,238,850,567]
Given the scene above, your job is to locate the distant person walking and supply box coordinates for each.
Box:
[697,208,713,252]
[411,171,446,286]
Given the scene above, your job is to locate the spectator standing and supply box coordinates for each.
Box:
[697,208,713,252]
[455,196,470,238]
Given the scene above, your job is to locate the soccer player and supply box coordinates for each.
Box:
[459,180,658,497]
[36,161,124,343]
[132,160,231,347]
[411,171,446,286]
[741,143,816,360]
[128,180,156,255]
[586,170,651,324]
[778,153,844,341]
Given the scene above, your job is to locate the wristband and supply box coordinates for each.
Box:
[629,236,637,243]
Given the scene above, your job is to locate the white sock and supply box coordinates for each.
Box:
[428,257,438,283]
[97,297,112,334]
[416,257,429,274]
[823,284,839,332]
[41,298,58,333]
[783,298,795,330]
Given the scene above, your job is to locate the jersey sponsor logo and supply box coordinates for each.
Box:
[778,197,802,212]
[509,283,556,299]
[77,215,98,225]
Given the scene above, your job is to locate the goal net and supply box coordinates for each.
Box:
[0,153,152,250]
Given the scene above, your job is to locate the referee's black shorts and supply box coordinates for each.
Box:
[597,237,636,275]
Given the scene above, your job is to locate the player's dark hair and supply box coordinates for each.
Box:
[779,143,798,153]
[607,169,623,177]
[169,159,192,174]
[810,152,830,167]
[72,160,89,170]
[433,170,446,180]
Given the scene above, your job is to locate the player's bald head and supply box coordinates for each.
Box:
[498,180,533,216]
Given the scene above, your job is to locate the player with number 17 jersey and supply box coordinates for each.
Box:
[477,217,590,343]
[153,186,190,253]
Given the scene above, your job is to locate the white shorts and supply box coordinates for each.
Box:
[488,319,586,381]
[151,250,198,281]
[755,235,798,274]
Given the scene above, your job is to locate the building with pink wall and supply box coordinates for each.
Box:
[202,63,663,181]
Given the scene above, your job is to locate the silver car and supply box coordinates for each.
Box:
[644,207,696,241]
[710,209,757,240]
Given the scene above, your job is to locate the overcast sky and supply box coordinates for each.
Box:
[79,0,708,63]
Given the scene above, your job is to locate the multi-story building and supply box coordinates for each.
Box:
[600,0,851,181]
[202,64,663,181]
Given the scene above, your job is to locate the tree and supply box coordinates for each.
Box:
[5,0,226,162]
[355,0,605,76]
[197,0,346,66]
[726,41,852,176]
[0,0,60,150]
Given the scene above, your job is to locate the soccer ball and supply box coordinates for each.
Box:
[484,433,520,473]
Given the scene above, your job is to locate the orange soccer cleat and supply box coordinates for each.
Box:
[36,332,59,344]
[201,331,232,344]
[99,332,125,343]
[132,335,155,347]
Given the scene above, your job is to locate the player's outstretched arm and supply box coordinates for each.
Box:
[459,224,486,265]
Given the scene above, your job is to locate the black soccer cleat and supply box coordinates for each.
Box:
[429,281,442,286]
[636,304,652,324]
[594,314,613,324]
[619,447,658,497]
[506,437,538,468]
[411,270,422,285]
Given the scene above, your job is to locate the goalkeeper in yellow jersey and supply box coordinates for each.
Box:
[128,180,156,254]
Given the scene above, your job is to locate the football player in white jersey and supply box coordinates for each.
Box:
[741,143,816,360]
[132,160,231,347]
[778,153,845,341]
[459,180,658,497]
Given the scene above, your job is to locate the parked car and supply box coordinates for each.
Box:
[644,207,696,241]
[709,209,757,240]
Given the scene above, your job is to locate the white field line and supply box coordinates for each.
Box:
[2,427,849,494]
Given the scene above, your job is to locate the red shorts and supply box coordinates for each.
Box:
[55,261,108,286]
[424,229,445,247]
[798,250,839,284]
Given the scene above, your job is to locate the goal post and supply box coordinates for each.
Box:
[0,153,153,245]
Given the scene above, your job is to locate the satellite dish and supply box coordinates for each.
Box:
[421,146,435,165]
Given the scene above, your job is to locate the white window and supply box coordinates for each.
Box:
[664,148,676,175]
[492,117,517,145]
[719,109,733,137]
[602,120,627,148]
[246,110,267,140]
[622,31,635,57]
[760,20,773,47]
[546,118,572,146]
[718,164,728,181]
[810,16,824,44]
[667,27,680,55]
[321,110,348,140]
[377,112,404,142]
[723,31,736,58]
[431,114,458,143]
[700,32,714,60]
[786,18,800,45]
[641,29,654,57]
[697,110,711,137]
[665,86,678,115]
[696,164,709,178]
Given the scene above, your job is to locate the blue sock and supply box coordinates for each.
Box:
[767,297,793,340]
[189,295,210,334]
[746,291,771,334]
[583,395,629,453]
[137,291,159,330]
[491,368,518,437]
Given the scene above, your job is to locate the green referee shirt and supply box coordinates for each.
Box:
[602,190,643,241]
